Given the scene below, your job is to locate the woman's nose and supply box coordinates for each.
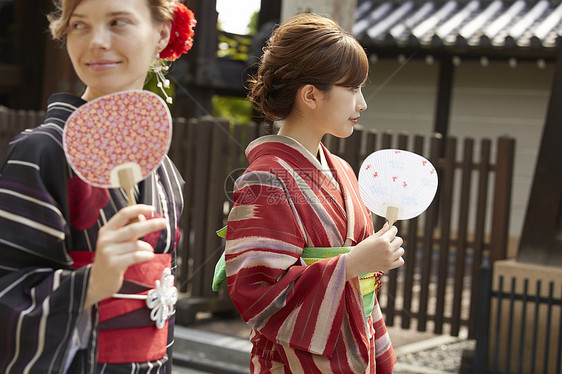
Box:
[358,93,367,112]
[89,26,110,49]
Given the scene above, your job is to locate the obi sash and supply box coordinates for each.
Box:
[301,247,382,317]
[70,251,174,364]
[212,227,382,317]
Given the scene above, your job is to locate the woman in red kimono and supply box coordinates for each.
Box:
[223,13,405,374]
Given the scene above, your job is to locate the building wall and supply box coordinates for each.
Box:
[360,58,554,251]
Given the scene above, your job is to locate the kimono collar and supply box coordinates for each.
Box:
[44,93,87,128]
[246,135,373,245]
[247,135,321,166]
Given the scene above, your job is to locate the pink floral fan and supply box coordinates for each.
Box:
[63,90,172,206]
[358,149,438,225]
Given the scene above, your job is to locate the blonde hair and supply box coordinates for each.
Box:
[48,0,177,40]
[247,13,369,121]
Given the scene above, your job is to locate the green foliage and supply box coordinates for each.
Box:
[217,33,253,60]
[216,11,259,60]
[212,95,252,124]
[247,11,259,35]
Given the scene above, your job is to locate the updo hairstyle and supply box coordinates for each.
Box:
[248,13,369,122]
[48,0,177,40]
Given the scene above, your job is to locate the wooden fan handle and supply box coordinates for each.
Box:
[117,168,140,224]
[118,168,137,206]
[386,205,399,226]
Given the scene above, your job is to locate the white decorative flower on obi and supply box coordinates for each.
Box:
[146,268,178,329]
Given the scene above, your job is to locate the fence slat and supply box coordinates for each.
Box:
[401,135,424,329]
[203,119,230,298]
[434,136,456,334]
[190,119,213,297]
[518,279,529,373]
[0,106,11,162]
[492,276,504,371]
[342,125,363,173]
[543,282,555,374]
[374,131,393,229]
[474,259,492,373]
[417,134,443,332]
[531,280,542,373]
[505,277,516,372]
[230,123,243,171]
[557,287,562,374]
[365,129,377,156]
[244,122,258,168]
[469,139,491,338]
[451,138,473,336]
[490,136,515,263]
[385,134,410,326]
[170,117,191,292]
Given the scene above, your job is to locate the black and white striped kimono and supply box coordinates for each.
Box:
[0,93,184,373]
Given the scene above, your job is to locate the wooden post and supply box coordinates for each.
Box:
[489,136,515,263]
[173,0,219,118]
[433,56,454,139]
[517,38,562,266]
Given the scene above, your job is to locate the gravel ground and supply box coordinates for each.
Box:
[395,339,475,374]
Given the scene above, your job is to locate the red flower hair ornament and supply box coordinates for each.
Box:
[153,2,196,103]
[159,2,197,61]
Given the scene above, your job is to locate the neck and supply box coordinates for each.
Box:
[277,118,323,157]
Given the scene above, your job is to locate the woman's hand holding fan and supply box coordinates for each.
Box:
[63,90,172,307]
[345,149,438,277]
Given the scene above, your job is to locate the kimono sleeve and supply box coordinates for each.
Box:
[224,168,367,357]
[0,130,93,373]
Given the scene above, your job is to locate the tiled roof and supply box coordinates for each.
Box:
[354,0,562,53]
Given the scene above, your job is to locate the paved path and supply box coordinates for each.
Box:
[170,322,471,373]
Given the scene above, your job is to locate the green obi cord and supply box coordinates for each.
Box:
[301,247,377,317]
[212,226,228,292]
[212,227,378,317]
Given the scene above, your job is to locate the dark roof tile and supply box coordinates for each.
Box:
[355,0,562,53]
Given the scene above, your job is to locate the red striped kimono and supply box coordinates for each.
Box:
[225,135,396,373]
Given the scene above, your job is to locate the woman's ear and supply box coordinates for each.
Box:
[297,84,319,110]
[157,21,172,53]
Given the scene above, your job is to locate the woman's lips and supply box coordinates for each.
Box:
[87,60,120,71]
[350,116,360,124]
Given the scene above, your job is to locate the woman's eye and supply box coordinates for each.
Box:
[111,19,129,27]
[69,21,86,30]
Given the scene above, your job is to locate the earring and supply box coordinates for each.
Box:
[152,52,173,104]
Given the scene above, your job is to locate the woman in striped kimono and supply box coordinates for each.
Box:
[0,0,194,372]
[223,14,405,374]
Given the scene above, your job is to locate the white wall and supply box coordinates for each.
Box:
[280,0,357,31]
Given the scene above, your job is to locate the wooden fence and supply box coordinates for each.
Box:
[474,264,562,374]
[0,107,515,338]
[167,116,515,337]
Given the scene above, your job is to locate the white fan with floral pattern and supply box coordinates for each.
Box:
[358,149,438,225]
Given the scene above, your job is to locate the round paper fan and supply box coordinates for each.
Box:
[358,149,438,225]
[63,90,172,204]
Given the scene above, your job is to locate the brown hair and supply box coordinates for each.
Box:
[247,13,369,122]
[48,0,177,40]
